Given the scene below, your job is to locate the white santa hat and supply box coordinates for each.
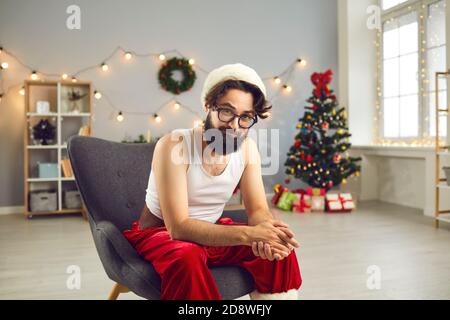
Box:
[200,63,267,107]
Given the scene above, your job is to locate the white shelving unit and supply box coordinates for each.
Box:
[23,80,92,219]
[434,70,450,228]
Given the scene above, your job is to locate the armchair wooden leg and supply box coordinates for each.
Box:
[81,205,88,221]
[108,282,130,300]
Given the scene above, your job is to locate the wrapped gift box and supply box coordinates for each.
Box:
[271,184,288,206]
[275,191,298,211]
[326,193,355,213]
[340,193,355,210]
[325,193,343,212]
[307,187,326,212]
[292,194,312,213]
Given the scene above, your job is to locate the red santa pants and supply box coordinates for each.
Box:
[122,217,302,300]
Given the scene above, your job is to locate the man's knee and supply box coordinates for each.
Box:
[171,242,207,267]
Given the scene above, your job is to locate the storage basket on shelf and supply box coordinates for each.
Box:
[29,190,57,212]
[443,167,450,186]
[64,190,82,209]
[37,162,59,178]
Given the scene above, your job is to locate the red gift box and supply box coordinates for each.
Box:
[306,187,326,197]
[271,184,289,205]
[325,193,354,213]
[289,189,310,213]
[292,195,312,213]
[307,187,326,212]
[339,193,355,211]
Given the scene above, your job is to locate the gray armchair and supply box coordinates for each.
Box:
[67,135,255,300]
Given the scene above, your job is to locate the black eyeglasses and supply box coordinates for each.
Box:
[211,105,258,129]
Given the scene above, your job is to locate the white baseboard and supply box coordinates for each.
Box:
[0,206,24,215]
[266,193,275,200]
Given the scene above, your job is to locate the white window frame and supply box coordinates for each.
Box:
[379,0,447,143]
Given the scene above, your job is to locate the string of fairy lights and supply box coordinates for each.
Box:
[375,0,448,147]
[0,45,308,127]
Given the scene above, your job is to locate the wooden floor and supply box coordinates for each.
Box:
[1,200,449,300]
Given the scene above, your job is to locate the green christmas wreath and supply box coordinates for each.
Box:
[158,57,196,95]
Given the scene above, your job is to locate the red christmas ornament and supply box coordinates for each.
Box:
[328,181,334,188]
[294,140,301,148]
[300,153,305,160]
[306,154,313,163]
[333,154,341,164]
[321,122,329,130]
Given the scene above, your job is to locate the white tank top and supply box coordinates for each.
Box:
[145,127,245,223]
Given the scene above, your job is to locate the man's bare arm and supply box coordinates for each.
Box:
[173,218,251,246]
[153,133,255,247]
[239,137,300,259]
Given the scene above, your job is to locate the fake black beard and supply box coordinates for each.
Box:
[203,112,247,156]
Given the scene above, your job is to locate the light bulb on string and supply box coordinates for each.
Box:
[117,111,124,122]
[154,114,162,123]
[124,52,132,60]
[297,58,307,67]
[19,87,25,96]
[94,91,102,100]
[173,102,181,110]
[30,71,38,80]
[0,46,317,119]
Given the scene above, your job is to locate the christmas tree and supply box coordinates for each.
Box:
[284,69,362,191]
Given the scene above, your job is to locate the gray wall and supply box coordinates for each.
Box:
[0,0,338,207]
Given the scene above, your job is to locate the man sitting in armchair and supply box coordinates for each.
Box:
[123,63,302,300]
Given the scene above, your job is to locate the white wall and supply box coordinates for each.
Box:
[447,0,450,141]
[0,0,339,207]
[338,0,377,146]
[339,0,450,216]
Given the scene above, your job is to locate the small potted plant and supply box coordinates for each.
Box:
[67,88,88,113]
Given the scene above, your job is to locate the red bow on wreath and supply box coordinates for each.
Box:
[311,69,333,98]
